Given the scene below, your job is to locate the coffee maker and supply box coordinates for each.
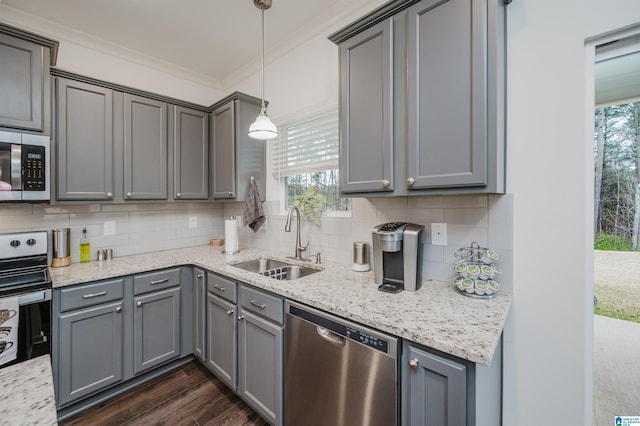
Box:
[372,222,424,293]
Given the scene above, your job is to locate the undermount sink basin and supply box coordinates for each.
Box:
[229,257,321,280]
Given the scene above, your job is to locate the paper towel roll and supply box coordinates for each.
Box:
[224,219,239,253]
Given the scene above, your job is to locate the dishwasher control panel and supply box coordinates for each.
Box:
[345,326,388,352]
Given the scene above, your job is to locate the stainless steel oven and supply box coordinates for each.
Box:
[0,231,52,369]
[0,130,50,202]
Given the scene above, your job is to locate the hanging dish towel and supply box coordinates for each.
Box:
[243,178,266,232]
[0,296,19,366]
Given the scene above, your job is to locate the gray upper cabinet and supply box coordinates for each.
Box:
[405,344,467,426]
[210,93,266,202]
[0,33,44,131]
[338,19,394,193]
[124,94,168,200]
[329,0,505,196]
[174,106,208,200]
[56,78,115,201]
[0,24,58,133]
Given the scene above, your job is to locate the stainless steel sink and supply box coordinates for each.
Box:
[229,257,321,280]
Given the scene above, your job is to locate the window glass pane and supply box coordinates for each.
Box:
[285,169,351,212]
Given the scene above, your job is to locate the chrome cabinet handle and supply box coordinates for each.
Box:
[250,300,266,310]
[176,193,181,198]
[82,291,107,299]
[126,192,132,198]
[106,192,113,199]
[381,179,390,187]
[213,285,225,292]
[407,177,415,186]
[237,315,245,321]
[197,274,204,279]
[115,306,122,313]
[137,301,142,307]
[227,309,234,315]
[409,358,419,368]
[150,278,169,285]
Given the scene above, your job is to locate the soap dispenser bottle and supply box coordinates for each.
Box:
[80,226,91,263]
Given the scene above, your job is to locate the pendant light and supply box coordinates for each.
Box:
[248,0,278,140]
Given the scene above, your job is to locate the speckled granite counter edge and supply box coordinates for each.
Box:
[50,246,512,366]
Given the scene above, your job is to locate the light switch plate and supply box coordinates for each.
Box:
[431,223,447,246]
[103,221,116,236]
[189,216,197,229]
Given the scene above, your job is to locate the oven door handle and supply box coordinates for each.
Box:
[18,289,52,306]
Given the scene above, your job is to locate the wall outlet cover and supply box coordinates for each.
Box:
[189,216,197,229]
[103,221,116,236]
[431,223,447,246]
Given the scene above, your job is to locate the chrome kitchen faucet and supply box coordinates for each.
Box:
[284,207,309,261]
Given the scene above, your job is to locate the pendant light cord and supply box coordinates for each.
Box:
[261,8,266,109]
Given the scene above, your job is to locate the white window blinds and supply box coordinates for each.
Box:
[273,108,339,178]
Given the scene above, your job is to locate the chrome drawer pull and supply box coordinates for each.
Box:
[83,291,107,299]
[150,278,169,285]
[213,285,225,292]
[237,315,245,321]
[250,300,266,310]
[227,309,234,315]
[197,274,204,279]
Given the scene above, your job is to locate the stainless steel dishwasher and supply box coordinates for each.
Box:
[285,301,398,426]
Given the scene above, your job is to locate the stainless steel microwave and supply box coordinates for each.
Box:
[0,130,50,202]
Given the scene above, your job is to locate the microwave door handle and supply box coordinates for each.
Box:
[11,144,22,190]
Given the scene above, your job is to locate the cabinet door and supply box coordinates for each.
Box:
[406,0,487,189]
[56,78,114,200]
[0,34,43,131]
[406,345,467,426]
[206,292,237,389]
[210,102,236,199]
[238,309,283,426]
[133,286,180,375]
[174,106,208,200]
[124,94,168,200]
[339,19,393,193]
[193,269,206,362]
[58,301,123,407]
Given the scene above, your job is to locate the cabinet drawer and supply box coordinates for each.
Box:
[239,285,283,325]
[207,272,237,303]
[59,279,124,312]
[133,268,180,295]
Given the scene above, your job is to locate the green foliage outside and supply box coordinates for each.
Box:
[594,233,633,251]
[594,285,640,323]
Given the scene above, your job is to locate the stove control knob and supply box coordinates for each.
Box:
[27,238,36,246]
[10,240,20,248]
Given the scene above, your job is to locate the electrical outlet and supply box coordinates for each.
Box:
[189,216,197,229]
[103,221,116,236]
[431,223,447,246]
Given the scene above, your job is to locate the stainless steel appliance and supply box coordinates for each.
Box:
[0,130,50,202]
[372,222,425,293]
[285,301,398,426]
[0,231,52,368]
[51,228,71,267]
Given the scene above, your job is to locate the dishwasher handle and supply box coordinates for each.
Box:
[317,326,345,346]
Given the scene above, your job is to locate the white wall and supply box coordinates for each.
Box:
[505,2,640,425]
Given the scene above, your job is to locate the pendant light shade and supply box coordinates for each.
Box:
[249,0,278,140]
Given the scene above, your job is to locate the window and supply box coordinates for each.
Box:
[273,108,351,215]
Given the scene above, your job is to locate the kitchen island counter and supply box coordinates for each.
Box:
[0,355,57,425]
[50,246,511,366]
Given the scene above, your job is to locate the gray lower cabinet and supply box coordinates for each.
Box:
[238,285,283,426]
[0,31,45,131]
[55,278,126,407]
[174,106,208,200]
[124,94,168,200]
[193,268,206,362]
[133,286,181,375]
[206,292,237,388]
[338,18,394,193]
[56,78,115,200]
[329,0,505,196]
[404,344,467,426]
[210,93,266,202]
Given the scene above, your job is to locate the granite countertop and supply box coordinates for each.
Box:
[50,246,512,366]
[0,355,57,425]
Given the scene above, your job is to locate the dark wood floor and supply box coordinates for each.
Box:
[60,361,268,426]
